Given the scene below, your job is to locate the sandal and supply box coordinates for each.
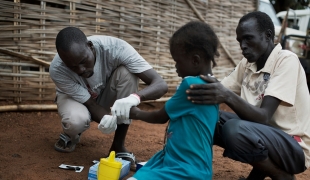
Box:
[116,152,140,172]
[239,168,267,180]
[54,133,80,153]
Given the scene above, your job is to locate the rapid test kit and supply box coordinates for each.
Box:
[88,151,131,180]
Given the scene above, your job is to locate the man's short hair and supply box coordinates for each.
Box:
[239,11,275,40]
[55,27,87,52]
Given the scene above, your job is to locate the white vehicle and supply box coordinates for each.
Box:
[277,9,310,35]
[276,8,310,58]
[258,0,306,39]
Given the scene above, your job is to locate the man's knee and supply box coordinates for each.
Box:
[222,119,242,147]
[60,108,91,138]
[106,66,139,100]
[111,66,139,92]
[222,119,268,163]
[114,66,139,87]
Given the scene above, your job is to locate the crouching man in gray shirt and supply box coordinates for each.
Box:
[49,27,168,171]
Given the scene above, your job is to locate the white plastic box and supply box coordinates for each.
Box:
[88,158,131,180]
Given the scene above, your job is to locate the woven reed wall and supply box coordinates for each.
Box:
[0,0,257,103]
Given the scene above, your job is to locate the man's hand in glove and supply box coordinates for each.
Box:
[111,94,140,120]
[98,115,117,134]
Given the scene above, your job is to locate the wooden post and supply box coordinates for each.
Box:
[13,0,21,103]
[39,1,47,101]
[70,1,76,24]
[96,1,102,34]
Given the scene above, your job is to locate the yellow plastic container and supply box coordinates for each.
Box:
[97,151,122,180]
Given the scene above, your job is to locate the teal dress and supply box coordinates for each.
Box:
[133,76,219,180]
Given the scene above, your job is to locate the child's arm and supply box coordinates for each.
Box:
[129,106,169,124]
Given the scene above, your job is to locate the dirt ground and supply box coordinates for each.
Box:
[0,102,309,180]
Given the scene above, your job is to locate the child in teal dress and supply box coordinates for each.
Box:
[128,21,220,180]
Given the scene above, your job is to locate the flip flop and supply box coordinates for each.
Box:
[116,152,140,172]
[238,168,267,180]
[54,133,80,153]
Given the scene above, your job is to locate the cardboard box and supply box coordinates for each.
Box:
[88,158,131,180]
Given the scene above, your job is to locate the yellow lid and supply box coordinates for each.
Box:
[100,151,122,169]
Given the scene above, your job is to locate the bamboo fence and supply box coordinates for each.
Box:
[0,0,257,105]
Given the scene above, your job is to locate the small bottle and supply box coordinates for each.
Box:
[97,151,122,180]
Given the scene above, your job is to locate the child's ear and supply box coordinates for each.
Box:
[192,54,201,66]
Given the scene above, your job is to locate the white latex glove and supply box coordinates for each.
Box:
[111,94,140,120]
[98,115,117,134]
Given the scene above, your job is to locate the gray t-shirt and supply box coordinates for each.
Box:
[49,35,152,103]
